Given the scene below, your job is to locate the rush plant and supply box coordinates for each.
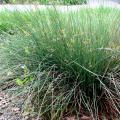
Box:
[1,7,120,119]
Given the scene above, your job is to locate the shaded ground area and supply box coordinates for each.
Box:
[0,91,39,120]
[0,91,22,120]
[0,91,91,120]
[0,91,119,120]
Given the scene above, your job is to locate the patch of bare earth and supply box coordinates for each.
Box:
[0,91,22,120]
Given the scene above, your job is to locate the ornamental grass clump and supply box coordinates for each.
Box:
[1,8,120,119]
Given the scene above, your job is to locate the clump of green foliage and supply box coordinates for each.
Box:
[61,0,86,4]
[0,8,120,119]
[3,0,87,4]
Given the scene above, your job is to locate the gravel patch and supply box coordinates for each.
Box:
[0,90,40,120]
[0,91,22,120]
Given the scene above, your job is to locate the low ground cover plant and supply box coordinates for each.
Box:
[0,7,120,119]
[2,0,87,4]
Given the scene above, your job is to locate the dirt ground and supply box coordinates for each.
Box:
[0,91,23,120]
